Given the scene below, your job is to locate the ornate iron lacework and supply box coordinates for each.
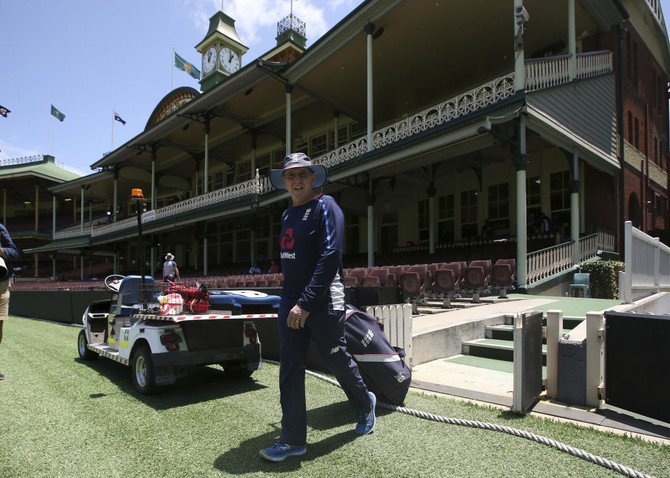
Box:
[64,52,612,238]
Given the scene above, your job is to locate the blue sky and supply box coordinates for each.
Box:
[0,0,361,175]
[2,0,670,176]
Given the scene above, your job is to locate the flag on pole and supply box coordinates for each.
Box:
[51,105,65,122]
[0,105,10,118]
[174,51,201,80]
[113,110,126,125]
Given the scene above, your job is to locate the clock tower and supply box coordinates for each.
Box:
[195,11,248,92]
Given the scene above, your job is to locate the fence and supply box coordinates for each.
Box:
[366,304,413,367]
[620,221,670,303]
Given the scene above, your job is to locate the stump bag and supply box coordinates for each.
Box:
[343,307,411,405]
[164,282,209,313]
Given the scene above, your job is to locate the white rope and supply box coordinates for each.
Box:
[291,364,655,478]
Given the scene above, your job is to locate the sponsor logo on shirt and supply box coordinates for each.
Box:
[281,252,296,259]
[302,208,311,221]
[280,227,295,249]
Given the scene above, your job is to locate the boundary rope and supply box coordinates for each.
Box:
[263,361,655,478]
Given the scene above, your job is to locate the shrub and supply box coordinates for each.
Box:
[580,260,625,299]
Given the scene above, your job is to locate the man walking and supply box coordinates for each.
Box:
[0,222,19,380]
[260,153,376,462]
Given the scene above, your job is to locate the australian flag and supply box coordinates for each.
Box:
[0,105,10,118]
[113,110,126,125]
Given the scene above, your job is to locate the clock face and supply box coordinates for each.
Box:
[219,47,240,74]
[203,47,217,74]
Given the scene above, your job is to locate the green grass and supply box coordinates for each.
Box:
[1,316,669,478]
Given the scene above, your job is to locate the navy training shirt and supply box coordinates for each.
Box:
[278,193,345,314]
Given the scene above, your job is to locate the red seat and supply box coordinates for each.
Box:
[490,258,516,298]
[398,264,431,300]
[461,259,492,303]
[363,267,390,287]
[432,262,462,308]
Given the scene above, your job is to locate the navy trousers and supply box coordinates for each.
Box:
[277,305,370,446]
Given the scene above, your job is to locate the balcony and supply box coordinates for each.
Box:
[53,51,613,242]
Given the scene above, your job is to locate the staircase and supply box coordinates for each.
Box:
[445,315,584,376]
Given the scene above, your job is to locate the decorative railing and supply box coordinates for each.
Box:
[527,241,574,285]
[0,155,45,167]
[525,50,612,92]
[58,51,614,240]
[277,13,306,37]
[89,177,259,238]
[526,229,617,285]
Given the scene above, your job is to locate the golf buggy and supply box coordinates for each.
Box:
[77,274,277,394]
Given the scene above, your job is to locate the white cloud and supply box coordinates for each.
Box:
[181,0,331,51]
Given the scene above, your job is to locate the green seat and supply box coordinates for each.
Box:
[569,273,590,297]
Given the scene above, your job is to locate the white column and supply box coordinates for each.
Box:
[204,127,210,194]
[568,0,576,80]
[80,187,85,232]
[286,85,293,155]
[366,23,374,152]
[585,312,605,408]
[428,190,436,255]
[151,155,156,210]
[52,195,56,235]
[571,154,580,265]
[516,114,528,287]
[514,0,526,92]
[113,174,118,222]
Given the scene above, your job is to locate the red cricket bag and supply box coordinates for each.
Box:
[344,306,411,405]
[164,282,209,313]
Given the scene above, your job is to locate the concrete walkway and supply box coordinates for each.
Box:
[407,294,670,444]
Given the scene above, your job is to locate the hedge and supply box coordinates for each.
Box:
[579,260,625,299]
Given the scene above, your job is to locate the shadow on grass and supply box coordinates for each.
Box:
[76,357,266,410]
[213,400,385,474]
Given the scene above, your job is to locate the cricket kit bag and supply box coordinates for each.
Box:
[164,282,209,313]
[343,306,411,405]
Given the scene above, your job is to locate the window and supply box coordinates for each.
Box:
[256,153,271,177]
[236,160,251,182]
[438,194,454,243]
[345,213,359,254]
[487,183,509,221]
[627,111,633,143]
[310,133,328,158]
[526,177,541,220]
[550,170,570,212]
[418,199,429,242]
[460,190,478,238]
[634,117,639,149]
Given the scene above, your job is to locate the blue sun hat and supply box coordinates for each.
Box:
[269,152,328,191]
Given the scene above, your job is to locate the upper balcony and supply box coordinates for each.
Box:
[53,51,614,242]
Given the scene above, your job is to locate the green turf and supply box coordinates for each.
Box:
[507,294,624,318]
[0,316,668,478]
[446,355,547,378]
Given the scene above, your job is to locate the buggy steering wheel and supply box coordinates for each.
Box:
[104,274,125,293]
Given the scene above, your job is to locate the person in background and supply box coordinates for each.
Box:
[260,153,376,462]
[268,259,279,274]
[163,253,180,282]
[249,264,261,274]
[0,222,19,381]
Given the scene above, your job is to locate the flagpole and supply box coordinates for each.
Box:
[172,48,175,91]
[49,113,53,155]
[111,109,115,149]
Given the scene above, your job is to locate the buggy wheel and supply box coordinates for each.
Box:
[132,345,158,394]
[220,361,254,378]
[78,329,99,360]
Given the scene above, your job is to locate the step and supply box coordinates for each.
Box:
[485,324,572,341]
[462,338,547,365]
[445,354,547,379]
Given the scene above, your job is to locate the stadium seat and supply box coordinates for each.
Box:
[432,262,462,308]
[490,258,516,298]
[461,259,492,303]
